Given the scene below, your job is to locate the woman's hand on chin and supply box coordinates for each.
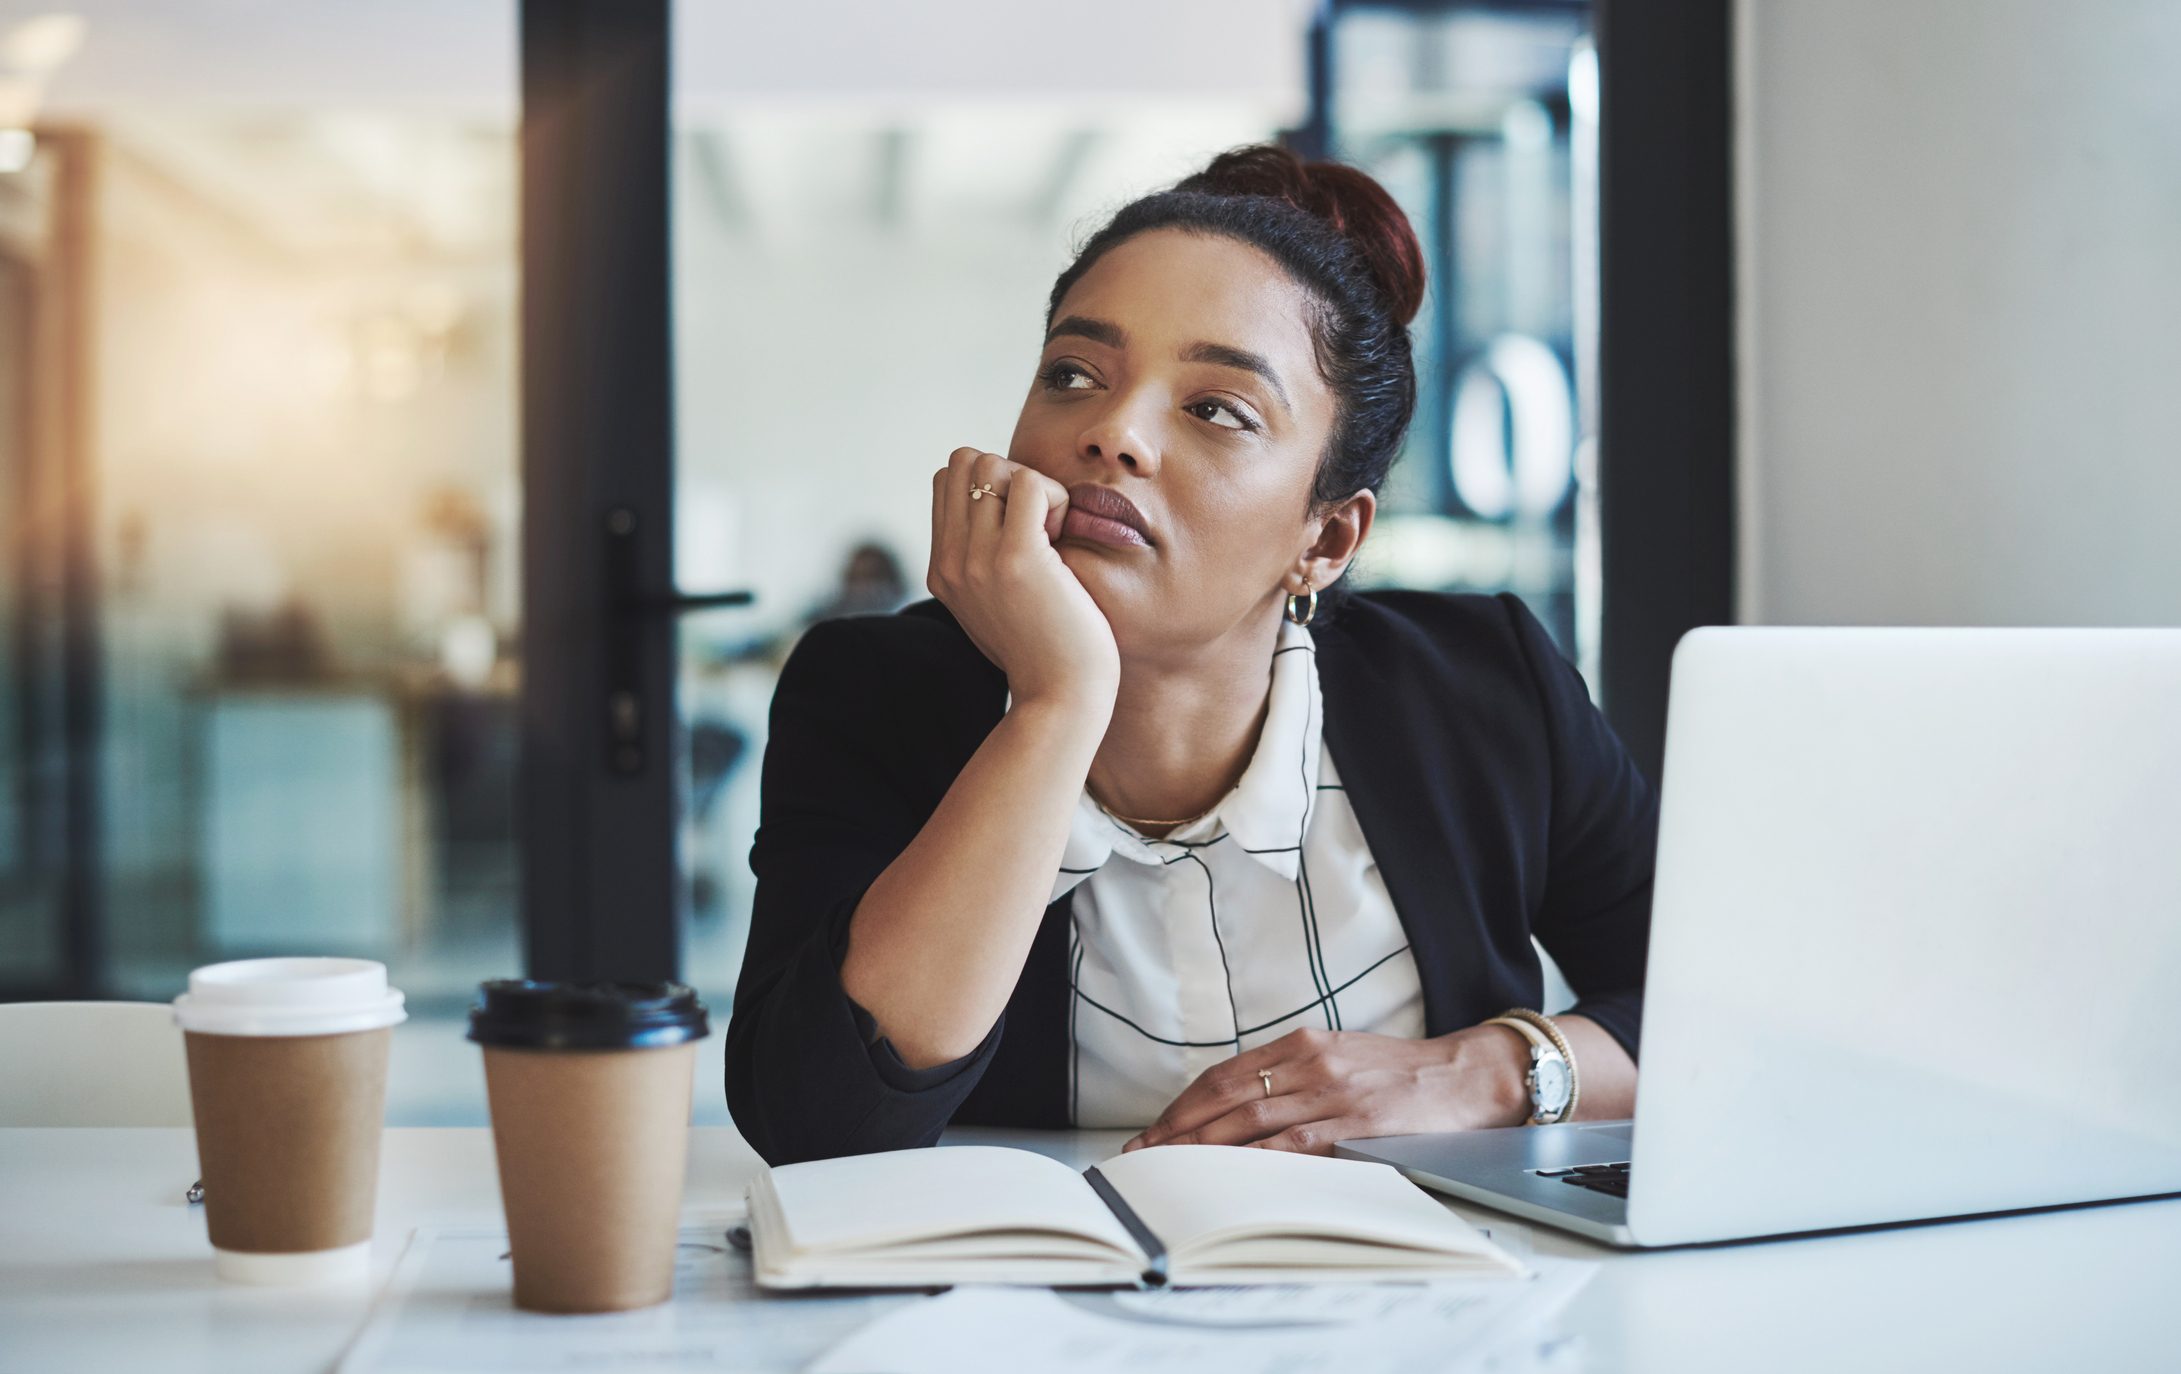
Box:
[928,447,1119,714]
[1119,1025,1534,1157]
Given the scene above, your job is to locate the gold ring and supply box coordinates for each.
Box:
[1259,1069,1273,1098]
[969,482,1001,502]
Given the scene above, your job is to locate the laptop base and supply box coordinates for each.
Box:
[1337,1121,1641,1248]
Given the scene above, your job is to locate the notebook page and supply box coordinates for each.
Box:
[764,1146,1139,1258]
[1093,1145,1506,1263]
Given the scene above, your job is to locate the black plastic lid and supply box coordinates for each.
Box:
[466,979,709,1051]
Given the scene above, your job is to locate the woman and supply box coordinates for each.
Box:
[725,146,1656,1166]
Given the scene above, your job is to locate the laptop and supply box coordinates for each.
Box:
[1337,627,2181,1248]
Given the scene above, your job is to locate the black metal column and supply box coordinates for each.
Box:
[1289,0,1336,161]
[1424,131,1462,517]
[519,0,679,983]
[1595,0,1737,786]
[54,129,105,999]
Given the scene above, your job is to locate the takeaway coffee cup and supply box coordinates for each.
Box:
[467,980,710,1314]
[172,957,407,1284]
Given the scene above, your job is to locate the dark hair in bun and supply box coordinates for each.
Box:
[1172,146,1427,329]
[1045,144,1425,531]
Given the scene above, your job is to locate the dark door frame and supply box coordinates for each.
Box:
[518,0,753,985]
[1594,0,1737,784]
[519,0,682,984]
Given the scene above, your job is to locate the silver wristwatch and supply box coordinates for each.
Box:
[1491,1015,1574,1125]
[1520,1040,1574,1125]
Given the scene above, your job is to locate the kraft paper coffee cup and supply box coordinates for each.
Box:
[468,980,710,1314]
[172,957,406,1284]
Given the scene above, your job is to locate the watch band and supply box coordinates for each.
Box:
[1485,1013,1549,1053]
[1491,1007,1580,1122]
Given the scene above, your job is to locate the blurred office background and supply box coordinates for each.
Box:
[0,0,1601,1121]
[2,0,2174,1123]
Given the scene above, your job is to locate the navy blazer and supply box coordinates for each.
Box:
[725,590,1658,1166]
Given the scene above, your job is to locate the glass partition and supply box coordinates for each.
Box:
[0,5,521,1120]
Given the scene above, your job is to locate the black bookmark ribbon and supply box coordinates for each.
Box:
[1084,1166,1169,1288]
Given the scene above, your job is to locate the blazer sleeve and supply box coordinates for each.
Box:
[724,618,1003,1164]
[1499,593,1659,1062]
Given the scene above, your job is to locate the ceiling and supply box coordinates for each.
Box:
[9,2,1307,259]
[19,1,1309,119]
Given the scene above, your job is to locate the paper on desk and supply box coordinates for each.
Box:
[807,1256,1596,1374]
[337,1218,917,1374]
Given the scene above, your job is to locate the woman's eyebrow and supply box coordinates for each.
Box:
[1045,315,1125,348]
[1183,341,1292,415]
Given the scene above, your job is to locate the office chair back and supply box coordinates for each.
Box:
[0,1001,195,1127]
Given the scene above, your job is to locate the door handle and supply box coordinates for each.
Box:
[636,589,754,613]
[603,507,753,775]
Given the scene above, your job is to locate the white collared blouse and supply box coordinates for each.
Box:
[1050,617,1428,1128]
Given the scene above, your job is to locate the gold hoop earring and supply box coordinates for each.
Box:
[1285,586,1318,627]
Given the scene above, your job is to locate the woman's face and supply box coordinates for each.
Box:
[1005,227,1365,661]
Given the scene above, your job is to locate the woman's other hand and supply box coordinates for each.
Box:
[1119,1026,1534,1156]
[928,447,1119,711]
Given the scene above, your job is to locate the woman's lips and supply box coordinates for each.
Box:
[1059,508,1152,549]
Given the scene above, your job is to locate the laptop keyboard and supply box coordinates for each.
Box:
[1538,1161,1631,1198]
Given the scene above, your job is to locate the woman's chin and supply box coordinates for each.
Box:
[1058,544,1144,618]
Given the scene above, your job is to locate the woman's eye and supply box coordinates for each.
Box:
[1189,399,1256,432]
[1040,362,1096,391]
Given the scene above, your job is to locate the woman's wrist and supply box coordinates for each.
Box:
[1006,681,1118,742]
[1448,1024,1537,1129]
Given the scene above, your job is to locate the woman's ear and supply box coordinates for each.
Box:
[1289,489,1376,593]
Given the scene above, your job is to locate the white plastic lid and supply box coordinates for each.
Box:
[173,958,407,1037]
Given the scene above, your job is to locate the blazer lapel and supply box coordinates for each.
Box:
[1314,617,1503,1037]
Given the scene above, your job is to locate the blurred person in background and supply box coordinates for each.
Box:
[807,540,910,624]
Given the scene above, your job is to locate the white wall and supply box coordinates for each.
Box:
[1735,0,2181,627]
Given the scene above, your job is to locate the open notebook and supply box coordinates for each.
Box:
[747,1144,1529,1289]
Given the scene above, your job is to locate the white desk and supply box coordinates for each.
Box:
[2,1127,2175,1373]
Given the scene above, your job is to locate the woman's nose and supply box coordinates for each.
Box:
[1078,397,1162,476]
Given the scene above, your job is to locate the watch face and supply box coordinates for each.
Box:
[1532,1056,1572,1112]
